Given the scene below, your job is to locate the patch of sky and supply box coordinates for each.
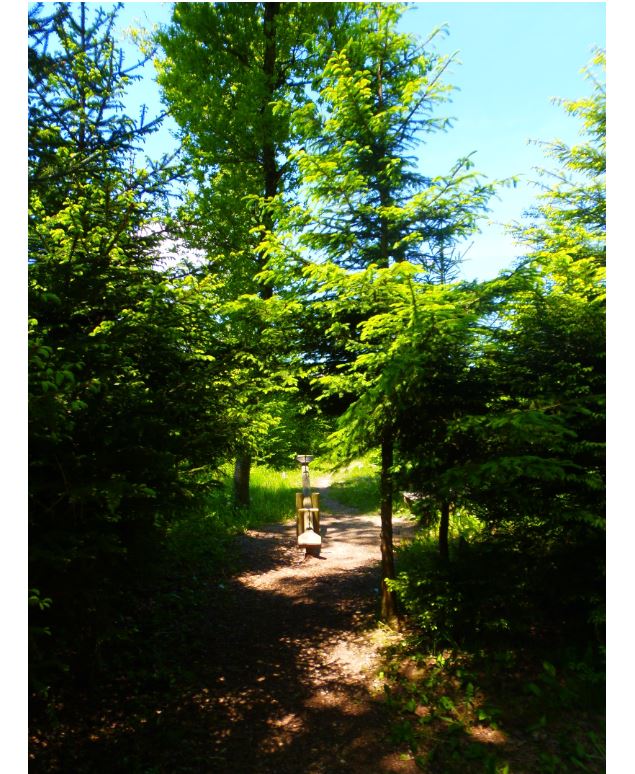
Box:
[399,2,605,280]
[105,3,178,164]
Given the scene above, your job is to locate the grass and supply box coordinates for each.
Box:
[328,457,380,512]
[165,465,300,573]
[244,466,299,525]
[322,454,411,515]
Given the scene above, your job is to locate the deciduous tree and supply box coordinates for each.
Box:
[156,2,345,503]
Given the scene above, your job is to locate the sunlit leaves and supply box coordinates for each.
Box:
[294,5,493,279]
[511,50,605,272]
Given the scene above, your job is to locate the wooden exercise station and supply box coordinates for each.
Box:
[295,454,322,549]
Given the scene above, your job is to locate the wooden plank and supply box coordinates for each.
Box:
[311,492,320,534]
[295,492,303,536]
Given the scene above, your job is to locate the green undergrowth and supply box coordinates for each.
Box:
[32,466,306,710]
[328,458,379,512]
[390,525,604,652]
[245,465,301,525]
[166,465,301,572]
[380,640,604,773]
[381,525,605,772]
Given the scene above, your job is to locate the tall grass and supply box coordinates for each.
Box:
[244,466,299,526]
[324,455,414,515]
[326,456,381,513]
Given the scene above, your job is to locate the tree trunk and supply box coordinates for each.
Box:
[380,431,398,625]
[439,499,450,563]
[258,0,280,301]
[233,455,251,508]
[376,55,397,625]
[234,3,280,505]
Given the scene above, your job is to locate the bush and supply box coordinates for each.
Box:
[390,522,604,654]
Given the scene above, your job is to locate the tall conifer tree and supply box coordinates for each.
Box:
[29,2,238,686]
[156,2,345,504]
[295,3,494,620]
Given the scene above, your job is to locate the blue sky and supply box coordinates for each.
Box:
[112,1,605,281]
[401,3,605,279]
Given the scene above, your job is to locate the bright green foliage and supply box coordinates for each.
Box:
[155,3,343,486]
[513,48,605,269]
[387,52,606,543]
[388,53,605,659]
[294,1,496,458]
[210,289,324,464]
[450,52,606,531]
[295,3,494,279]
[293,3,495,601]
[312,263,482,453]
[28,3,240,692]
[155,1,345,295]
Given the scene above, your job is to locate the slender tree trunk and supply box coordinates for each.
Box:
[380,430,398,625]
[78,4,87,153]
[233,2,280,505]
[376,52,399,625]
[259,0,280,301]
[439,499,450,563]
[233,455,251,508]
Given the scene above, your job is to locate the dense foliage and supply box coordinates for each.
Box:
[388,50,605,650]
[28,3,604,763]
[155,2,347,503]
[28,2,242,692]
[290,2,497,618]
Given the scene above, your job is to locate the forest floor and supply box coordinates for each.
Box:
[30,477,421,773]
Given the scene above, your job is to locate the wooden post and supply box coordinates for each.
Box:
[311,492,320,534]
[295,456,321,549]
[295,492,303,536]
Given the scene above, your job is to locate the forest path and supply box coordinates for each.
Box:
[178,475,418,773]
[31,478,418,773]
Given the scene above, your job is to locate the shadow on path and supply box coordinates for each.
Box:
[30,489,418,773]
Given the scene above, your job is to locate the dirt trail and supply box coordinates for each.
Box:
[32,479,418,773]
[184,476,418,773]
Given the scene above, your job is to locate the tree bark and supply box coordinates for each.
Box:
[380,431,398,625]
[233,455,251,508]
[376,51,398,626]
[439,499,450,563]
[258,0,280,301]
[233,2,280,504]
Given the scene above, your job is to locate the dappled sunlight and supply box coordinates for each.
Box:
[468,725,508,744]
[153,498,416,772]
[303,687,369,716]
[260,711,305,753]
